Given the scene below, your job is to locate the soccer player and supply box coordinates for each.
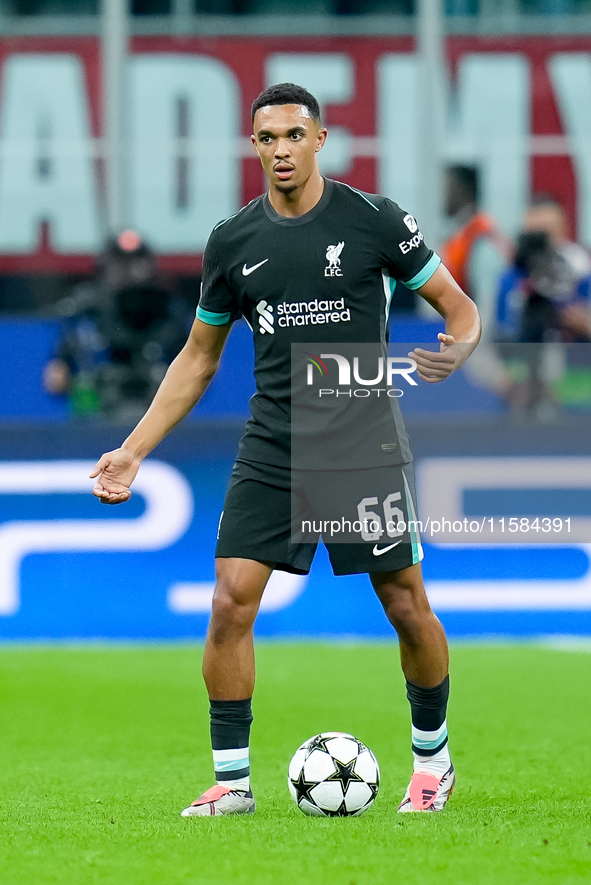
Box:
[91,83,481,815]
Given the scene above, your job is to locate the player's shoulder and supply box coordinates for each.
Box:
[331,181,419,238]
[208,194,266,243]
[331,180,407,217]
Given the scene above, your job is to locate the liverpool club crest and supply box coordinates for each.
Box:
[324,241,344,277]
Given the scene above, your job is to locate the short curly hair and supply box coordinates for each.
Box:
[251,83,321,125]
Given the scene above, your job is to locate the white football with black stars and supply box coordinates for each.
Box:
[288,732,380,817]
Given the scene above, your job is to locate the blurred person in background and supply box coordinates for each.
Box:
[44,231,190,421]
[495,195,591,417]
[441,164,512,397]
[441,164,511,332]
[497,194,591,344]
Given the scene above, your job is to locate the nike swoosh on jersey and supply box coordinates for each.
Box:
[372,540,403,556]
[242,259,269,276]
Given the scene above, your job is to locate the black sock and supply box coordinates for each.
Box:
[406,676,449,756]
[210,698,253,784]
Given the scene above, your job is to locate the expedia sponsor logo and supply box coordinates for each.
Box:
[277,298,351,328]
[399,231,424,254]
[403,214,418,233]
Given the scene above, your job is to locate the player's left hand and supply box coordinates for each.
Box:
[408,333,466,383]
[90,447,141,505]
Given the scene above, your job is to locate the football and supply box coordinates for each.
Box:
[287,732,380,817]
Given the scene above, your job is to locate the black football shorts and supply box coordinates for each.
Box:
[215,458,423,577]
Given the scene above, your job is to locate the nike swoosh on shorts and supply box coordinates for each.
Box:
[242,259,269,276]
[372,539,403,556]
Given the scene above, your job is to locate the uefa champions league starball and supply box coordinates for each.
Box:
[288,732,380,817]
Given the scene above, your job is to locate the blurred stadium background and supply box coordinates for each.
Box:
[1,0,591,642]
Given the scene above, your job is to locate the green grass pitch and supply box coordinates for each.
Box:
[1,641,590,885]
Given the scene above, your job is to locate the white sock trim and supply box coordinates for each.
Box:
[216,775,250,792]
[413,743,451,776]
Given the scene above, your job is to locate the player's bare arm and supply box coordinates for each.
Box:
[408,263,481,383]
[90,319,231,504]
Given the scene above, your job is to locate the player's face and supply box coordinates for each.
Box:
[251,104,327,194]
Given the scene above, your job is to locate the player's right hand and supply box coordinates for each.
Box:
[90,448,141,505]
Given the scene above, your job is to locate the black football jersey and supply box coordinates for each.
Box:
[197,178,440,469]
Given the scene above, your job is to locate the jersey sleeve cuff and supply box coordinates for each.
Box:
[404,253,441,290]
[196,305,232,325]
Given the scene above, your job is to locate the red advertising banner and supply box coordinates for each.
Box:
[0,34,588,272]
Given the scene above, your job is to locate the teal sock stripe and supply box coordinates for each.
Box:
[214,757,249,773]
[412,728,448,752]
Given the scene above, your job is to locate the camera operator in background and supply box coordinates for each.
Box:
[440,164,512,397]
[497,195,591,343]
[495,194,591,417]
[44,231,190,422]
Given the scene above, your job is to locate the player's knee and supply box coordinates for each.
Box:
[381,588,431,637]
[210,579,259,634]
